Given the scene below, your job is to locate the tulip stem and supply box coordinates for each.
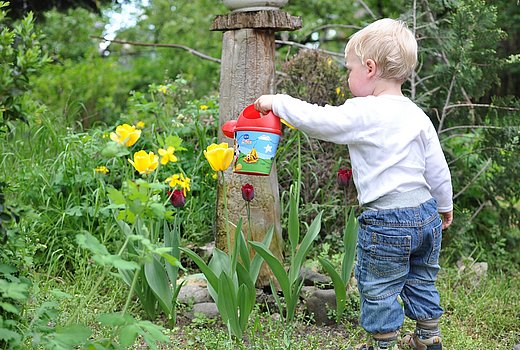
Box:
[221,171,231,254]
[246,201,252,253]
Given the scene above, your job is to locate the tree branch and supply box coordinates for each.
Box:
[300,24,361,40]
[444,103,520,112]
[91,36,222,64]
[453,158,492,200]
[439,125,501,134]
[275,39,345,58]
[357,0,377,19]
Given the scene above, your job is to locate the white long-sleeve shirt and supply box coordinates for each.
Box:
[272,94,453,212]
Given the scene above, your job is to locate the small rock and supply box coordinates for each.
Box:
[304,288,337,325]
[513,344,520,350]
[270,312,281,321]
[177,284,212,304]
[457,257,488,285]
[300,267,332,287]
[178,273,208,287]
[188,302,220,320]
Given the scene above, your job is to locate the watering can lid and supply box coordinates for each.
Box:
[235,104,281,135]
[221,104,282,138]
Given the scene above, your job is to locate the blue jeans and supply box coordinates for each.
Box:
[355,198,444,334]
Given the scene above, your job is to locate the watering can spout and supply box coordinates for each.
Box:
[222,120,237,139]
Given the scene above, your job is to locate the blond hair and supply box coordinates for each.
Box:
[345,18,417,82]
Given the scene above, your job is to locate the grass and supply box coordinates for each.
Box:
[163,266,519,350]
[28,262,517,350]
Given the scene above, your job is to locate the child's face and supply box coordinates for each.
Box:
[345,50,373,97]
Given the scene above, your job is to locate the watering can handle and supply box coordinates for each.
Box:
[280,118,296,130]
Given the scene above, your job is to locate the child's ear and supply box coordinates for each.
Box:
[365,59,377,77]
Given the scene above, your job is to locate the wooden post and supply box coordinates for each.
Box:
[211,10,301,286]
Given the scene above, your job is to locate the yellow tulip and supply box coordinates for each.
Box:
[128,150,159,175]
[158,146,178,165]
[203,142,234,172]
[110,124,141,147]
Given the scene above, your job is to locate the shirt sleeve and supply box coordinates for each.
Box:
[424,128,453,212]
[272,94,362,144]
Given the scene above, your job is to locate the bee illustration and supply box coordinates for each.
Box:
[243,148,259,163]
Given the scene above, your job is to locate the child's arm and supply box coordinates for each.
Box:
[255,94,362,144]
[424,127,454,229]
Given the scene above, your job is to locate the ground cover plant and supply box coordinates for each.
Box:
[1,0,519,349]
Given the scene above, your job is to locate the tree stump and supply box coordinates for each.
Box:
[212,10,301,286]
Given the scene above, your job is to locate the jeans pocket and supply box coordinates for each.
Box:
[368,230,411,278]
[427,219,443,265]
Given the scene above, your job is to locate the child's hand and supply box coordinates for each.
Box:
[440,211,453,230]
[254,95,274,115]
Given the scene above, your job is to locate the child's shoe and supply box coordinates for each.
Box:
[355,344,398,350]
[355,339,399,350]
[401,333,442,350]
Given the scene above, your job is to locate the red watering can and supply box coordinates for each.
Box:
[222,104,282,176]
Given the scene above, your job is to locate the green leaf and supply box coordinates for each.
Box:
[0,302,19,314]
[231,219,243,273]
[97,312,134,327]
[319,257,347,322]
[288,184,300,255]
[0,328,22,344]
[165,135,183,149]
[76,233,108,256]
[179,247,219,291]
[95,254,139,271]
[50,324,92,348]
[236,264,255,330]
[0,264,16,275]
[119,324,139,347]
[101,142,129,158]
[144,257,173,314]
[249,242,291,301]
[136,320,170,348]
[218,272,241,338]
[289,211,323,284]
[106,186,126,205]
[49,289,73,299]
[269,279,284,318]
[64,205,83,217]
[163,221,180,284]
[341,207,358,284]
[237,222,250,272]
[0,279,29,301]
[159,252,183,270]
[249,227,274,283]
[150,202,166,218]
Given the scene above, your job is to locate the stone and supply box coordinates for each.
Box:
[302,288,337,326]
[300,267,332,287]
[189,302,220,320]
[177,284,212,305]
[513,344,520,350]
[457,257,488,285]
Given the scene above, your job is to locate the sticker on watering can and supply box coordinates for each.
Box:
[233,131,280,176]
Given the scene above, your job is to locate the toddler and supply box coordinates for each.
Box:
[254,18,453,350]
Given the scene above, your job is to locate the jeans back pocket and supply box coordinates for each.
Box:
[368,229,411,278]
